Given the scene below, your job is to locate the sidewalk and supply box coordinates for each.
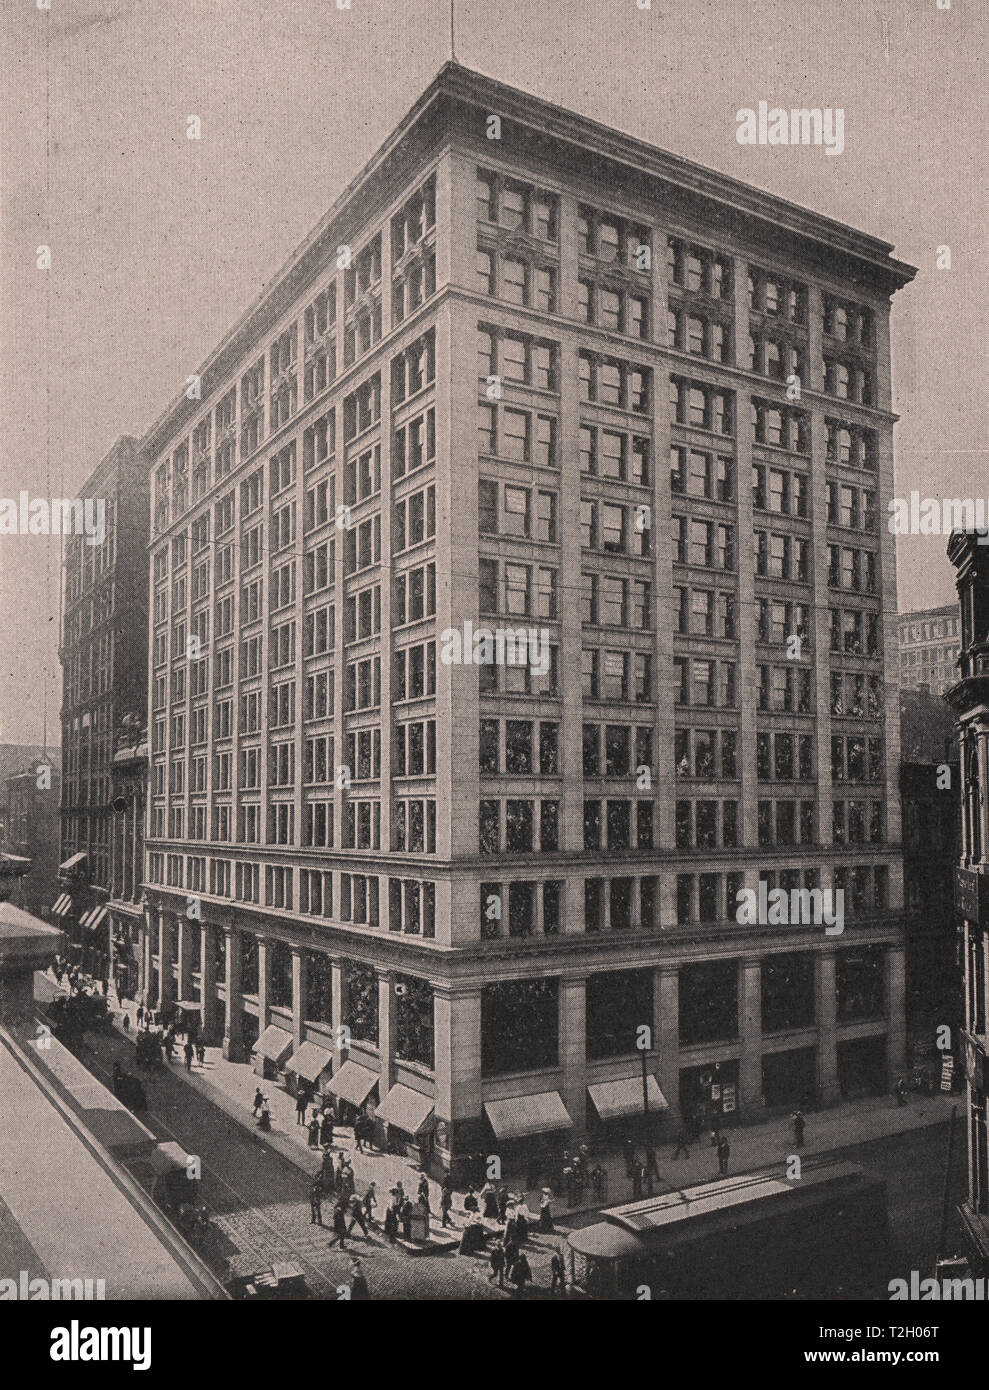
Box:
[97,979,959,1225]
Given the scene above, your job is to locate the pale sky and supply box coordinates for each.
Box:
[1,0,986,743]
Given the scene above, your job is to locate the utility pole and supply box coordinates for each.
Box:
[450,0,456,62]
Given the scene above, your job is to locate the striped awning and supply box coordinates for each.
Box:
[86,906,108,932]
[328,1059,378,1107]
[588,1075,668,1122]
[484,1092,573,1141]
[254,1025,294,1064]
[376,1084,434,1135]
[52,894,72,918]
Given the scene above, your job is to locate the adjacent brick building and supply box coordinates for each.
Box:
[58,436,149,976]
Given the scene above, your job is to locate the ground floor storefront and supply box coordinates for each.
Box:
[134,895,908,1179]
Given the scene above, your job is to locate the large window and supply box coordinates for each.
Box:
[481,979,558,1075]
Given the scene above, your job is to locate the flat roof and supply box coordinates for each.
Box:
[0,1027,225,1299]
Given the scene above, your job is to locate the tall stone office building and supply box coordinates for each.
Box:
[58,435,149,979]
[139,64,915,1177]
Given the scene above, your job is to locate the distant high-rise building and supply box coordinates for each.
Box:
[136,63,914,1179]
[898,604,961,696]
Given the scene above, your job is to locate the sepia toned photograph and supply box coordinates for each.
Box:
[1,0,986,1361]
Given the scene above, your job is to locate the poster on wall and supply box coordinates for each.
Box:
[722,1084,737,1114]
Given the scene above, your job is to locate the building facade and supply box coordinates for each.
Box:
[898,687,961,1066]
[945,531,989,1273]
[138,63,914,1177]
[58,436,150,976]
[5,764,61,918]
[898,603,960,696]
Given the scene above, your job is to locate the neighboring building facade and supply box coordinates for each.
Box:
[58,436,150,976]
[898,603,960,696]
[4,763,61,918]
[899,688,961,1062]
[946,530,989,1273]
[138,63,914,1177]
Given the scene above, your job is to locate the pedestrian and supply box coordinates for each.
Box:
[136,1004,144,1028]
[497,1185,510,1223]
[895,1077,907,1107]
[538,1189,554,1233]
[349,1257,370,1301]
[502,1235,518,1273]
[550,1249,566,1294]
[792,1110,806,1148]
[384,1204,399,1244]
[347,1192,369,1238]
[515,1207,528,1243]
[309,1177,323,1226]
[400,1198,414,1240]
[644,1144,661,1187]
[341,1160,355,1199]
[363,1182,377,1228]
[509,1251,532,1294]
[320,1109,334,1148]
[296,1091,308,1125]
[329,1201,348,1248]
[417,1174,430,1211]
[463,1186,479,1216]
[321,1148,335,1193]
[308,1115,321,1149]
[252,1087,264,1117]
[481,1181,499,1220]
[672,1126,691,1158]
[488,1242,506,1287]
[183,1039,194,1072]
[196,1042,206,1066]
[258,1098,272,1132]
[717,1134,730,1176]
[632,1160,644,1199]
[440,1185,453,1228]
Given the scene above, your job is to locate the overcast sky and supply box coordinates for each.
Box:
[2,0,986,744]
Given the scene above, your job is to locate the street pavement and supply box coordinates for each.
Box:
[54,976,967,1299]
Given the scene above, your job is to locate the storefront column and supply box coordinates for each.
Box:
[979,734,989,863]
[886,943,907,1083]
[223,928,244,1062]
[176,916,194,1004]
[739,958,763,1115]
[200,922,221,1043]
[559,977,586,1132]
[816,949,840,1105]
[378,970,397,1100]
[156,910,172,1013]
[256,936,270,1035]
[330,959,349,1066]
[291,947,307,1052]
[433,985,482,1173]
[654,966,681,1126]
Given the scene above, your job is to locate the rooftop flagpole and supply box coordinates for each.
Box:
[450,0,456,62]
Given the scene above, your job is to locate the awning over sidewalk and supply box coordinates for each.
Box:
[52,894,72,917]
[588,1075,668,1122]
[59,852,88,873]
[80,905,108,931]
[484,1091,573,1141]
[376,1084,434,1135]
[286,1041,333,1084]
[328,1059,378,1107]
[253,1025,293,1065]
